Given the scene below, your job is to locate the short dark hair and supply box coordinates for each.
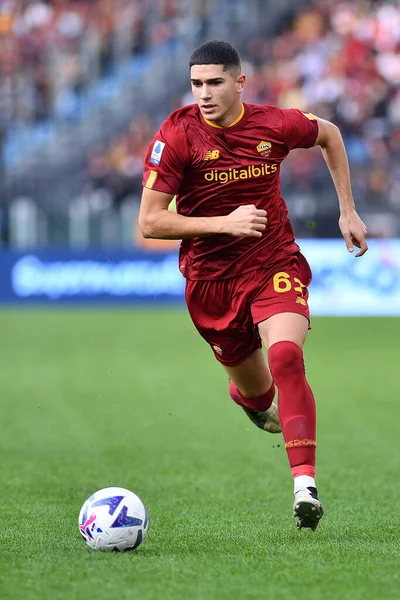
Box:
[189,40,241,72]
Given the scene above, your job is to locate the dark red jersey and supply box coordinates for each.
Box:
[142,102,318,280]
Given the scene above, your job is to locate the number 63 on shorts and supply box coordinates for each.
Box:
[251,252,312,324]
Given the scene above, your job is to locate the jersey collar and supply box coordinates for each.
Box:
[201,103,249,131]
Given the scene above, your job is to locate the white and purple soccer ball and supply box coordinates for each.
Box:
[79,487,149,552]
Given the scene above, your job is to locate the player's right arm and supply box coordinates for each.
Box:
[139,117,266,240]
[138,188,267,240]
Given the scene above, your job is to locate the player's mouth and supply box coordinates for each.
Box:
[202,104,217,114]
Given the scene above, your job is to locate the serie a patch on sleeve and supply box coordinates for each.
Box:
[303,112,317,120]
[150,140,166,165]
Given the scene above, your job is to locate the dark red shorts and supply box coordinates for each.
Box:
[185,252,312,367]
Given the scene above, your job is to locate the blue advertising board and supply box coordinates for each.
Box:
[2,249,185,304]
[0,240,399,315]
[298,239,400,316]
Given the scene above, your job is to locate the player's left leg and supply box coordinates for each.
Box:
[185,273,281,433]
[223,349,281,433]
[257,312,323,530]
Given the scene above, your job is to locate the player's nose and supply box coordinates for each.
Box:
[200,84,212,100]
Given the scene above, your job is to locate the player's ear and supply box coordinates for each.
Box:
[236,74,246,92]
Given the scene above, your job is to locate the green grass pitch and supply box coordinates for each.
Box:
[0,309,399,600]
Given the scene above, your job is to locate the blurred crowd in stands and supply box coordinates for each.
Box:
[0,0,174,127]
[1,0,400,244]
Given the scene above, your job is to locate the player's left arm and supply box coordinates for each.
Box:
[314,117,368,257]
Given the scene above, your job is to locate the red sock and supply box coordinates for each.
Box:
[229,380,275,411]
[268,341,316,478]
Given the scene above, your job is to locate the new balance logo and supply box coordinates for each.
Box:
[204,150,220,160]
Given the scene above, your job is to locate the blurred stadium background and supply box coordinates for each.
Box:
[2,3,400,599]
[0,0,399,313]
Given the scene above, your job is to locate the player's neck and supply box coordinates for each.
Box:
[204,103,244,129]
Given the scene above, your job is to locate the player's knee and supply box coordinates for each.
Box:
[268,340,304,380]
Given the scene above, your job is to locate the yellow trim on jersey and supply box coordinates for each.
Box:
[304,112,317,120]
[168,197,176,212]
[204,119,222,129]
[228,103,245,127]
[145,170,158,189]
[204,103,245,128]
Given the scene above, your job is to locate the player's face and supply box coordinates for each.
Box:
[190,64,245,127]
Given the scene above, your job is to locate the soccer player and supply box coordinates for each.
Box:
[139,40,368,530]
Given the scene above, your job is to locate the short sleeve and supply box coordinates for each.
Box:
[142,119,189,194]
[281,109,319,151]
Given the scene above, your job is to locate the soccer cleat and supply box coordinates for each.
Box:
[293,486,324,531]
[242,402,281,433]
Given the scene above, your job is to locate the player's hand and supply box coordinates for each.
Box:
[339,210,368,257]
[224,205,267,238]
